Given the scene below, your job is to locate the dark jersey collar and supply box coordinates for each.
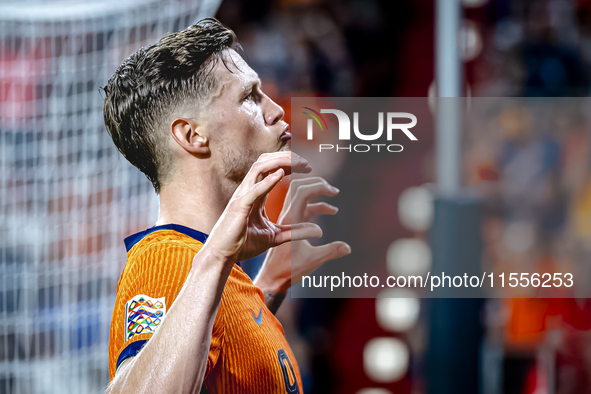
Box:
[124,224,209,252]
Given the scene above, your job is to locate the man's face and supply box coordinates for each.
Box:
[199,49,290,183]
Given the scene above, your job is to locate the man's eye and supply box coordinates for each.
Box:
[244,88,259,102]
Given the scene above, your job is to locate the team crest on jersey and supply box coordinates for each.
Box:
[125,294,166,342]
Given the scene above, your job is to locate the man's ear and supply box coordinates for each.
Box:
[170,118,210,156]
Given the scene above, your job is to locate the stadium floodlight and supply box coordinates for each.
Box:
[0,1,221,393]
[356,388,394,394]
[363,337,409,383]
[397,185,434,232]
[376,289,420,332]
[386,239,432,277]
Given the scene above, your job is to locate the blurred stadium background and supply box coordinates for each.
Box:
[3,0,591,393]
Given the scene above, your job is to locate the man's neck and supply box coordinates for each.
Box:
[155,171,235,235]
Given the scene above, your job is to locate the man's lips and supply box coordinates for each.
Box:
[280,125,291,141]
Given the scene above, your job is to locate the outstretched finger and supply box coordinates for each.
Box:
[303,202,339,221]
[274,222,323,245]
[243,168,285,206]
[293,180,339,200]
[281,177,333,211]
[240,154,311,191]
[286,176,328,193]
[292,182,339,219]
[311,241,352,263]
[279,176,338,224]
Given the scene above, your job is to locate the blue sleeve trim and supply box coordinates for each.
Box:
[116,340,148,372]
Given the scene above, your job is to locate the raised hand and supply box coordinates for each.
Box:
[205,152,323,264]
[255,176,352,308]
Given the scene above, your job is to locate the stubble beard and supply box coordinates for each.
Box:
[222,146,259,184]
[222,139,290,185]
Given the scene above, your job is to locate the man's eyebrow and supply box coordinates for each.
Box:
[242,78,262,94]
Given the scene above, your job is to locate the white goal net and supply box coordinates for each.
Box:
[0,0,220,392]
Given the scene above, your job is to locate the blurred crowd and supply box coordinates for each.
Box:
[215,1,591,393]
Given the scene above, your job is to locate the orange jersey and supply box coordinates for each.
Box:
[108,224,303,393]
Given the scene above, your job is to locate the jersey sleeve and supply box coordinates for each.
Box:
[108,239,224,381]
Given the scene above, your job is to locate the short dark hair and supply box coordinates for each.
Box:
[102,18,240,193]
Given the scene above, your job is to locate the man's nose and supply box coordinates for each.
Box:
[263,95,285,126]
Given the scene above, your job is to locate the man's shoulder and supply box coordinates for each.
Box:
[121,229,203,282]
[129,229,204,257]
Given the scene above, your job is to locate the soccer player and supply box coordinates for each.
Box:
[102,18,350,393]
